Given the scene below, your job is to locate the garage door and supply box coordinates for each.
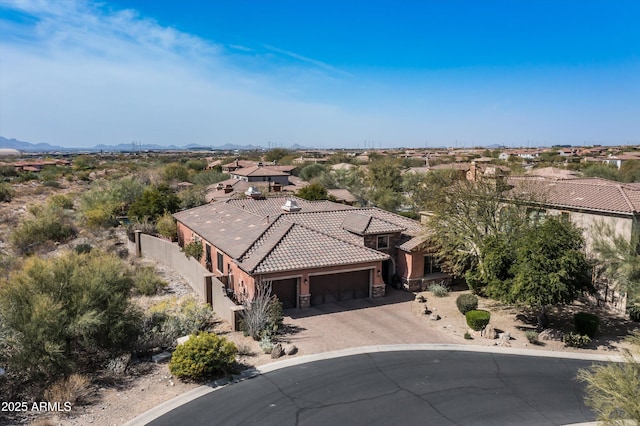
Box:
[310,269,371,306]
[271,278,298,309]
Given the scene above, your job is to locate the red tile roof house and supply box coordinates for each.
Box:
[173,196,444,309]
[507,176,640,311]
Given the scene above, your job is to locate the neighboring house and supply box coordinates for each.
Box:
[174,196,445,309]
[230,165,290,186]
[603,154,640,169]
[507,176,640,311]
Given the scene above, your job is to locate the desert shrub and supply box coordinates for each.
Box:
[628,305,640,322]
[525,331,540,344]
[128,219,157,237]
[182,240,203,261]
[169,332,237,380]
[133,266,167,296]
[185,159,208,171]
[574,312,600,338]
[240,282,284,340]
[128,185,180,221]
[136,296,214,352]
[151,297,213,338]
[47,194,74,210]
[465,309,491,331]
[156,211,177,240]
[179,186,207,209]
[191,170,229,186]
[0,182,14,202]
[0,251,141,387]
[9,205,76,254]
[463,331,473,340]
[428,282,449,297]
[79,177,145,228]
[563,332,592,348]
[456,293,478,315]
[43,374,92,406]
[74,243,92,254]
[42,180,61,188]
[259,335,274,354]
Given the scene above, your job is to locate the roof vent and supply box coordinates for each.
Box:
[245,186,262,199]
[281,199,302,212]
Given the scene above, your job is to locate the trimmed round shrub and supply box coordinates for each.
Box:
[628,305,640,322]
[456,293,478,315]
[574,312,600,338]
[465,309,491,331]
[169,332,237,380]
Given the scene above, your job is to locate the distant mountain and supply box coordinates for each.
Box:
[0,136,77,152]
[0,136,269,152]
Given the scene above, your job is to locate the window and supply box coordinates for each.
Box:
[217,252,224,273]
[560,211,570,222]
[424,255,442,275]
[526,208,547,223]
[377,235,389,249]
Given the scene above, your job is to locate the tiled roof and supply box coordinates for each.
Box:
[173,203,269,258]
[176,196,426,274]
[507,177,640,215]
[327,188,357,203]
[225,196,355,217]
[231,166,289,177]
[242,223,389,274]
[397,235,429,252]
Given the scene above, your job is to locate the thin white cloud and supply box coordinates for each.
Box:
[264,44,354,78]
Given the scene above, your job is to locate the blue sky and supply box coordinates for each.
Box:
[1,0,639,149]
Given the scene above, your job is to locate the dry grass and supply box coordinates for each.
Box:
[44,374,93,407]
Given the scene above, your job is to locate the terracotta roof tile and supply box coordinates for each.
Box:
[508,177,640,215]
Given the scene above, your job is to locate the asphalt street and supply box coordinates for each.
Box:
[148,350,597,426]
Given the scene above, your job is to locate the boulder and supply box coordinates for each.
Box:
[285,345,298,355]
[538,328,564,341]
[271,343,284,359]
[429,313,441,321]
[481,325,497,339]
[499,332,511,341]
[176,335,190,345]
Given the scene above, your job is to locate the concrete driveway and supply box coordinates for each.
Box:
[281,287,458,354]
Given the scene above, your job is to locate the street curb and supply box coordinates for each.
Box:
[124,344,623,425]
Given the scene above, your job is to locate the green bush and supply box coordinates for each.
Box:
[169,332,237,380]
[156,211,177,240]
[428,282,449,297]
[74,243,92,254]
[463,331,473,340]
[574,312,600,338]
[10,205,76,254]
[456,293,478,315]
[628,305,640,322]
[0,182,14,202]
[0,251,142,387]
[525,331,540,344]
[182,240,203,261]
[47,194,74,210]
[465,309,491,331]
[136,296,214,352]
[133,266,167,296]
[563,332,592,348]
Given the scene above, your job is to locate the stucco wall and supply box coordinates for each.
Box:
[545,208,635,252]
[136,233,241,329]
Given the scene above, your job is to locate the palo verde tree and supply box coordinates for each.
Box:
[577,330,640,425]
[0,251,142,392]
